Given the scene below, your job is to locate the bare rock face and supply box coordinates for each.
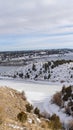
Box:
[0,87,51,130]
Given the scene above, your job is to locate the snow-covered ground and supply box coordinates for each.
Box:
[0,79,72,126]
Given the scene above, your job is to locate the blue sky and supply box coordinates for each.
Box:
[0,0,73,51]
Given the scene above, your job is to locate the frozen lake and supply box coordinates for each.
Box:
[0,79,62,102]
[0,66,18,73]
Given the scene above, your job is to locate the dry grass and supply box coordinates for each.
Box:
[0,86,53,130]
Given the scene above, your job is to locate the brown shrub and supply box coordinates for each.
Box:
[67,120,73,130]
[52,92,62,106]
[48,114,62,130]
[25,103,33,113]
[17,111,27,123]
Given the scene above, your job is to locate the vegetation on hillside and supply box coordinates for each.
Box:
[52,85,73,116]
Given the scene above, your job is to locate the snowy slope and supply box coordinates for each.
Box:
[0,61,73,84]
[50,62,73,83]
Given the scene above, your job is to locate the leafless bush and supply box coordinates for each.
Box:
[20,91,26,100]
[52,92,62,106]
[67,120,73,130]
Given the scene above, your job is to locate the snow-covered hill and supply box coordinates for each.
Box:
[0,60,73,84]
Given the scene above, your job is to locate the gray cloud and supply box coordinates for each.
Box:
[0,0,72,34]
[0,0,73,50]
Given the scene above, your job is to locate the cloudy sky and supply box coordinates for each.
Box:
[0,0,73,51]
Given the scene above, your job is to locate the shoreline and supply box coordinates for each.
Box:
[0,76,73,86]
